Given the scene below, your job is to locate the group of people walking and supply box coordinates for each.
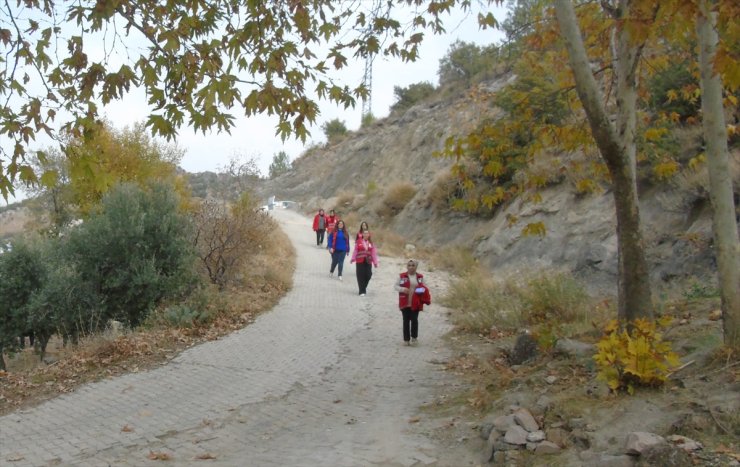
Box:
[312,208,431,346]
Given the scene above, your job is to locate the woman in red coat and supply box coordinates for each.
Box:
[395,259,431,346]
[312,208,328,247]
[350,222,378,296]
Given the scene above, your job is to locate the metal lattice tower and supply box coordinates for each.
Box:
[361,53,374,118]
[361,1,383,120]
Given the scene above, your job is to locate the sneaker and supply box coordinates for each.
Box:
[338,276,343,281]
[411,338,418,346]
[329,272,334,278]
[359,293,366,297]
[404,340,411,346]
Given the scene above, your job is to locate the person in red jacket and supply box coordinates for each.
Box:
[350,222,378,296]
[395,259,431,346]
[324,209,338,250]
[312,208,328,247]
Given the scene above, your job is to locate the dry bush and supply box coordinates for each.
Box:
[427,170,463,211]
[335,190,355,210]
[444,269,596,335]
[193,197,276,289]
[339,212,361,232]
[379,181,417,215]
[371,227,406,258]
[430,245,479,277]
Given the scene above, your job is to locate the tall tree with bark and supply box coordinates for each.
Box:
[695,0,740,349]
[553,0,653,322]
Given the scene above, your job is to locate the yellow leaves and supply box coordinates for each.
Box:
[688,153,706,171]
[593,317,680,394]
[653,160,679,180]
[575,178,599,195]
[521,221,546,237]
[643,127,668,142]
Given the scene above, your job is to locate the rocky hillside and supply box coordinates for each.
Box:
[259,76,738,296]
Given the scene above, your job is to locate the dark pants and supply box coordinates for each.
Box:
[355,261,373,294]
[401,307,418,342]
[316,229,325,245]
[330,250,347,276]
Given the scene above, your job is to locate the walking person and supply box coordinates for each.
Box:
[350,222,378,296]
[395,259,431,346]
[328,220,350,280]
[312,208,328,247]
[354,221,370,241]
[325,209,338,250]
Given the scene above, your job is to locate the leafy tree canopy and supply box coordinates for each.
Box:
[0,0,499,200]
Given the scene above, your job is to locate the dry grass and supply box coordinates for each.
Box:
[371,227,407,258]
[0,224,294,416]
[429,245,479,277]
[334,190,355,210]
[443,268,598,336]
[426,170,461,211]
[378,181,417,215]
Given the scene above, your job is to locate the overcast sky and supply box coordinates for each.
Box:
[6,4,507,204]
[106,5,506,173]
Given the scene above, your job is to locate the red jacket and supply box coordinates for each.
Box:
[312,213,327,231]
[351,235,378,267]
[398,272,431,312]
[325,215,338,233]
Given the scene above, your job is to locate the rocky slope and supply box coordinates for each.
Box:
[259,77,737,296]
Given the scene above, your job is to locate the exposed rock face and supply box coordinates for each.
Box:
[260,78,737,294]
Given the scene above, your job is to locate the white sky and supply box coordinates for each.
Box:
[6,4,507,204]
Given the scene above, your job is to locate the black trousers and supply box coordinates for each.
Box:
[316,229,325,245]
[401,307,418,341]
[355,261,373,294]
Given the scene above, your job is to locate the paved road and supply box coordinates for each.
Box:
[0,209,471,466]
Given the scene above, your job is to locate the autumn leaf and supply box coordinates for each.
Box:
[195,453,217,460]
[121,424,134,432]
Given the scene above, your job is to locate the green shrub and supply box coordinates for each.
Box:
[647,60,700,122]
[361,113,376,127]
[683,281,720,300]
[161,305,208,328]
[321,119,348,144]
[390,82,436,113]
[0,240,45,369]
[65,183,197,327]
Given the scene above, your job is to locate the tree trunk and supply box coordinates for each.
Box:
[554,0,653,321]
[696,0,740,349]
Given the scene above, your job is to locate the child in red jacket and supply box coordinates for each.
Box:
[395,259,431,346]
